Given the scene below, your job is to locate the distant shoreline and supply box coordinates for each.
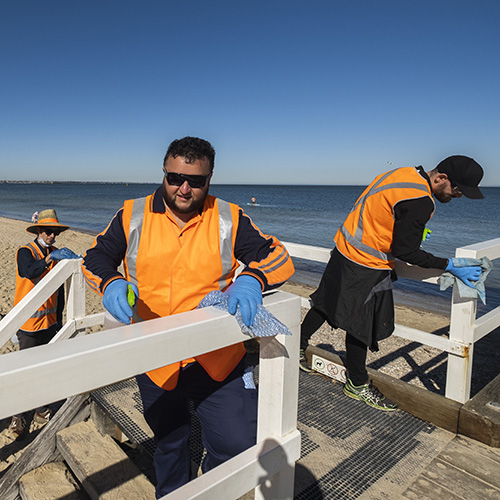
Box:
[2,180,499,188]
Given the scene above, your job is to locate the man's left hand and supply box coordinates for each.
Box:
[226,275,263,327]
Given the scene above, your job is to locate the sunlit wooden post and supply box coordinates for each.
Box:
[255,292,301,500]
[60,259,86,339]
[446,285,476,402]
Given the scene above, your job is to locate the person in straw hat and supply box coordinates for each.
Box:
[9,209,80,438]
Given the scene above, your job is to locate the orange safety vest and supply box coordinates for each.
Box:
[121,194,246,390]
[14,242,58,332]
[335,167,435,270]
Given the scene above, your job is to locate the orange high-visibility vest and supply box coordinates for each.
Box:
[335,167,435,270]
[14,242,58,332]
[121,194,246,390]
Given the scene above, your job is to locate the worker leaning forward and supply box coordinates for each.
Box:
[82,136,294,497]
[301,155,485,411]
[10,209,80,438]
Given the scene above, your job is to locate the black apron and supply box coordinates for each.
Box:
[311,248,396,349]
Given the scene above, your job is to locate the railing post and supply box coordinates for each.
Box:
[255,294,301,500]
[65,259,86,337]
[445,244,479,403]
[445,286,476,403]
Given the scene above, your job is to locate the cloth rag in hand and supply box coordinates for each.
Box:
[439,257,493,304]
[197,290,292,337]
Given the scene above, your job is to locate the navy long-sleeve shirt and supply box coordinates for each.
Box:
[391,168,448,269]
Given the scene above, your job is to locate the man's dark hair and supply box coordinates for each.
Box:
[163,137,215,171]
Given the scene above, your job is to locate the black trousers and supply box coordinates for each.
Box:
[16,323,59,349]
[301,306,368,386]
[136,359,257,498]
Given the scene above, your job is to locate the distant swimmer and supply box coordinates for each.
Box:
[251,196,256,205]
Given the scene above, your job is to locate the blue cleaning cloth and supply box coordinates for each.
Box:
[197,290,292,338]
[439,257,493,304]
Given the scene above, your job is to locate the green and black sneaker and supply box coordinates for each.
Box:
[343,378,398,411]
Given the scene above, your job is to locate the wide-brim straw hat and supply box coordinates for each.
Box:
[26,209,70,234]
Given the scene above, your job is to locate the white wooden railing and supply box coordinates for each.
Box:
[283,237,500,403]
[0,259,301,500]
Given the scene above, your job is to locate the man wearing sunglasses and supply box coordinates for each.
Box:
[301,155,485,411]
[10,209,80,438]
[83,136,294,497]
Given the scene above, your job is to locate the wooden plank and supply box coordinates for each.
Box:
[453,435,500,464]
[459,372,500,447]
[306,346,461,433]
[0,393,89,500]
[419,457,500,499]
[19,461,85,500]
[402,477,463,499]
[438,436,500,489]
[57,420,155,500]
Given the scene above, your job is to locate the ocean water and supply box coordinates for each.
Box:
[1,182,499,314]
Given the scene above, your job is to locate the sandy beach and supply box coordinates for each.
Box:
[1,215,499,473]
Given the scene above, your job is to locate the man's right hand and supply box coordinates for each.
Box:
[50,248,81,261]
[103,279,139,325]
[445,259,482,288]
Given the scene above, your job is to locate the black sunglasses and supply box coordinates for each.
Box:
[42,227,61,236]
[163,169,210,189]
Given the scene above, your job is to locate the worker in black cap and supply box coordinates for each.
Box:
[300,155,485,411]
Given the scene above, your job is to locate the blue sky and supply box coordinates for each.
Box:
[1,1,499,185]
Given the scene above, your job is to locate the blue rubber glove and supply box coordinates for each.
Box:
[103,279,139,325]
[50,248,81,260]
[445,259,482,288]
[226,275,263,327]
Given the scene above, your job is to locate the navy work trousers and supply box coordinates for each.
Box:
[136,358,257,498]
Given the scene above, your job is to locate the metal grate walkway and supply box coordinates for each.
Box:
[92,369,455,499]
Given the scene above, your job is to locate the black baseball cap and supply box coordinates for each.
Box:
[436,155,484,199]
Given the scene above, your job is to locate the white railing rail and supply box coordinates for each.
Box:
[0,259,104,348]
[284,237,500,403]
[0,278,301,499]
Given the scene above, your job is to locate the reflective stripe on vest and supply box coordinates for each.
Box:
[127,197,146,286]
[27,242,44,286]
[217,199,234,290]
[31,307,57,318]
[126,197,234,292]
[340,171,430,262]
